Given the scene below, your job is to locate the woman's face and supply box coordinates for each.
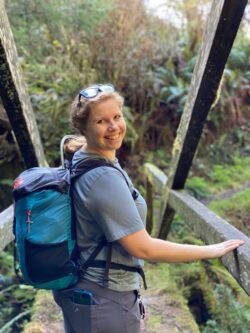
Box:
[84,97,126,159]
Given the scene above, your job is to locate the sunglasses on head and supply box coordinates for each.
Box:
[78,84,115,101]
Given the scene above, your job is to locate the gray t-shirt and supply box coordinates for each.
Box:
[72,150,147,291]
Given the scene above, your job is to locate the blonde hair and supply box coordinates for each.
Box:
[66,90,124,153]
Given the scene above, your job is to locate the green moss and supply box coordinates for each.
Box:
[208,188,250,236]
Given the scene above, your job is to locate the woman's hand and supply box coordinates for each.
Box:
[204,239,245,259]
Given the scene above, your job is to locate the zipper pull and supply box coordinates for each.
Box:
[26,209,33,233]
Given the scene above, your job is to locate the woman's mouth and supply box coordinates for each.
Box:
[105,134,120,140]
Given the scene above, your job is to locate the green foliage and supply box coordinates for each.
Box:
[146,148,171,170]
[0,250,36,332]
[4,0,250,164]
[208,260,250,301]
[209,160,250,191]
[122,106,139,152]
[169,215,201,243]
[201,285,250,333]
[0,251,13,276]
[187,156,250,198]
[144,262,173,293]
[209,188,250,237]
[6,0,115,61]
[207,30,250,141]
[0,179,13,186]
[155,55,195,113]
[185,176,211,200]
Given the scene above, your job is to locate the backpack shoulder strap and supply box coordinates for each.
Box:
[71,158,139,200]
[71,158,115,178]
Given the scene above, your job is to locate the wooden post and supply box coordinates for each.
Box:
[158,0,248,239]
[145,178,153,234]
[144,163,167,235]
[0,205,14,251]
[0,0,47,168]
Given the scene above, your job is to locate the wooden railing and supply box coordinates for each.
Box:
[144,163,250,297]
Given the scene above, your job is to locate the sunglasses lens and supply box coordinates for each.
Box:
[81,87,98,98]
[100,84,115,93]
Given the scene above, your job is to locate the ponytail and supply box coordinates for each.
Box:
[63,136,86,154]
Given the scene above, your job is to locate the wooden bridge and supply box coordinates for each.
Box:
[0,0,250,331]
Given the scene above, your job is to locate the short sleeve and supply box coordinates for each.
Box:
[85,168,145,242]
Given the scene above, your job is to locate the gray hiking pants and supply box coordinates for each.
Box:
[53,279,141,333]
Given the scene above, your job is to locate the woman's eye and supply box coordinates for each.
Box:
[97,119,104,124]
[115,114,121,120]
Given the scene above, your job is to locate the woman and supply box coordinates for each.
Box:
[53,83,244,333]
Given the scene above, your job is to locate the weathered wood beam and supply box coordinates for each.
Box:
[145,178,154,234]
[0,0,47,168]
[0,205,14,251]
[168,190,250,297]
[159,0,248,239]
[144,163,167,235]
[144,163,167,193]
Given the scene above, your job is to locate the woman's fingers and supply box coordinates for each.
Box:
[222,239,245,253]
[207,239,245,259]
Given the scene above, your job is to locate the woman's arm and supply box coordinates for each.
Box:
[118,229,244,262]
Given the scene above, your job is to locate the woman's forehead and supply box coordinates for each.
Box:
[90,98,122,115]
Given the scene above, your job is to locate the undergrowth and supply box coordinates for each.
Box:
[209,188,250,237]
[0,250,36,333]
[186,156,250,199]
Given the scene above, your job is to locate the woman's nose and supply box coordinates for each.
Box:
[108,121,118,130]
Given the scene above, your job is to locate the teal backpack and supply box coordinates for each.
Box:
[13,137,147,290]
[12,137,115,290]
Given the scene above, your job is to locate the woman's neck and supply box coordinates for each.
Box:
[81,144,116,161]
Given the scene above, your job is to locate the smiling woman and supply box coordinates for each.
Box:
[52,83,244,333]
[69,84,126,159]
[84,97,126,160]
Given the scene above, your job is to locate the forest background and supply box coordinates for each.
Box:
[0,0,250,332]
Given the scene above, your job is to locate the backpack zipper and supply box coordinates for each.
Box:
[26,209,33,233]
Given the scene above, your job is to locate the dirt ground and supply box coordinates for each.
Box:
[140,288,199,333]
